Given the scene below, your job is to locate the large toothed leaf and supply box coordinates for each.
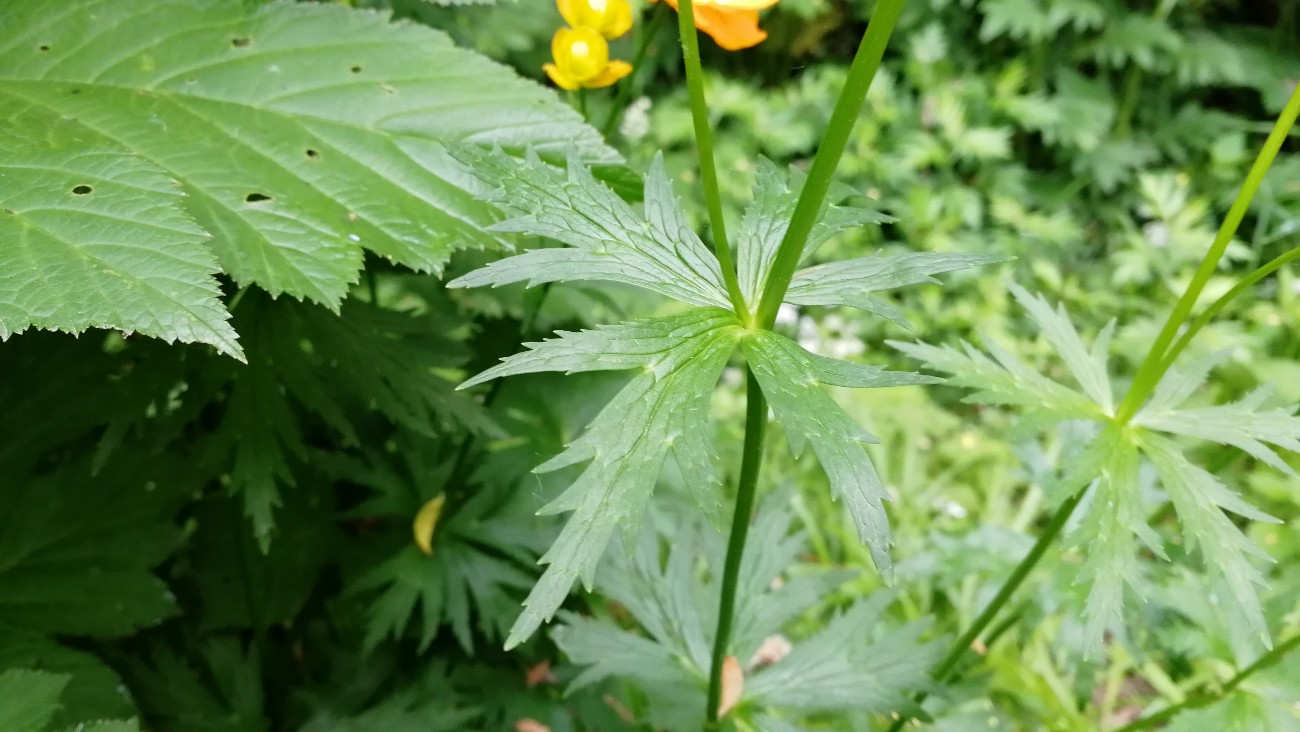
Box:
[0,101,240,358]
[743,330,932,581]
[448,147,728,307]
[787,251,1010,328]
[1137,432,1278,646]
[475,314,740,648]
[0,0,613,307]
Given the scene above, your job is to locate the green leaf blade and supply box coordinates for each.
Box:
[1,0,613,306]
[743,330,906,581]
[0,99,240,357]
[505,320,739,649]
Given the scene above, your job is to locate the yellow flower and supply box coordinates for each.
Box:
[558,0,633,40]
[653,0,779,51]
[544,27,633,90]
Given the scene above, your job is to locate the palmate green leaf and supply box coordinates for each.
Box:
[899,285,1291,648]
[0,0,613,309]
[449,147,994,647]
[460,310,742,649]
[448,147,730,308]
[347,468,542,654]
[115,636,265,732]
[553,499,940,727]
[0,104,241,358]
[216,290,495,546]
[743,329,936,579]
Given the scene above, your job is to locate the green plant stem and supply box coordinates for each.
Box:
[577,88,589,120]
[676,0,748,320]
[706,368,767,727]
[753,0,905,328]
[886,492,1085,732]
[600,3,668,137]
[1115,634,1300,732]
[1157,245,1300,375]
[1115,82,1300,423]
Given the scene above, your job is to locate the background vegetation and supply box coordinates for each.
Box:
[1,0,1297,730]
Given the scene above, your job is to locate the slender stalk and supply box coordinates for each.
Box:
[707,368,767,726]
[1115,83,1300,423]
[577,88,589,120]
[1115,634,1300,732]
[886,492,1085,732]
[676,0,748,320]
[600,2,668,137]
[753,0,905,328]
[1158,245,1300,375]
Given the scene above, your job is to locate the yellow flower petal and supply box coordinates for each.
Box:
[557,0,634,39]
[413,494,446,556]
[544,62,580,90]
[550,26,610,83]
[585,59,633,89]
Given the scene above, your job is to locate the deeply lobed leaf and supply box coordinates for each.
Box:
[457,311,743,648]
[448,147,730,308]
[744,329,936,580]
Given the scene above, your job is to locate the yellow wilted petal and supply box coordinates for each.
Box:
[412,494,446,555]
[717,655,744,718]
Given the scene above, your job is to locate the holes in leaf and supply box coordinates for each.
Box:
[305,148,320,160]
[350,65,362,74]
[245,193,272,203]
[72,185,93,195]
[231,36,252,48]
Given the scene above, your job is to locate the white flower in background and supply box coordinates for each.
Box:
[775,303,799,327]
[619,96,652,141]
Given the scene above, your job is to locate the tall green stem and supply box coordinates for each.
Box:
[1115,634,1300,732]
[600,2,668,137]
[707,369,767,726]
[885,492,1084,732]
[753,0,905,328]
[1115,83,1300,423]
[1157,245,1300,376]
[677,0,748,320]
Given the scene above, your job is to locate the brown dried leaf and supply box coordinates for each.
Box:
[718,655,744,718]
